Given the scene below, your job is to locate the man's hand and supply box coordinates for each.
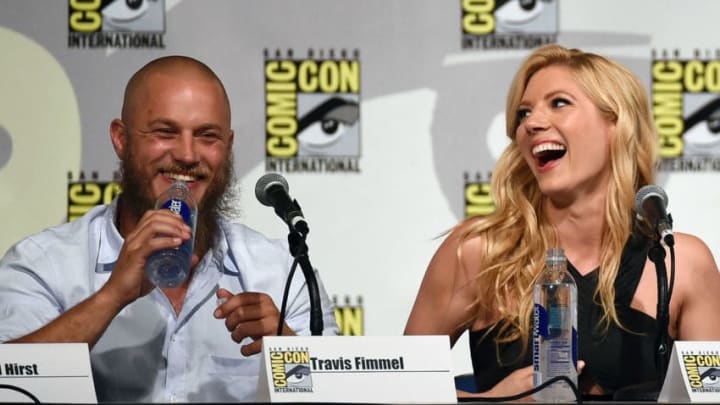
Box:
[214,288,296,356]
[101,209,192,309]
[6,208,193,347]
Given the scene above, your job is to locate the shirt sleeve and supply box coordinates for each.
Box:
[0,237,64,342]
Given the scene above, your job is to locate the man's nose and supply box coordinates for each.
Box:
[173,133,198,163]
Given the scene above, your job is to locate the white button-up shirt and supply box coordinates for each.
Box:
[0,200,338,402]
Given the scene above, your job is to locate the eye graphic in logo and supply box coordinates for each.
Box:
[102,0,164,32]
[495,0,546,32]
[701,367,720,387]
[103,0,148,27]
[297,97,359,154]
[683,97,720,156]
[285,364,311,387]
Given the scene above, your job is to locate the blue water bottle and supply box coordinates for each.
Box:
[144,180,197,288]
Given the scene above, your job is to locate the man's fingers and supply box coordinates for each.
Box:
[132,210,192,242]
[240,339,263,357]
[230,318,275,342]
[214,288,233,311]
[214,292,272,319]
[223,303,265,332]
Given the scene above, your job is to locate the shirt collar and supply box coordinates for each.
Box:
[95,200,240,277]
[98,198,124,267]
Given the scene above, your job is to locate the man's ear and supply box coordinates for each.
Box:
[110,118,127,159]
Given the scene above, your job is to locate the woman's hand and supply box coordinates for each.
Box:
[457,361,585,401]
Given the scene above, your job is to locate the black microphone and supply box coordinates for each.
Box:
[256,172,323,336]
[255,173,309,235]
[635,184,674,247]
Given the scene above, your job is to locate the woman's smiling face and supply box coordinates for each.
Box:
[515,64,616,203]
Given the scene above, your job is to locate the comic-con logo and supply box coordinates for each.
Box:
[68,0,166,49]
[67,171,121,222]
[460,0,557,50]
[270,349,313,393]
[264,48,361,173]
[683,354,720,393]
[464,172,495,218]
[653,49,720,171]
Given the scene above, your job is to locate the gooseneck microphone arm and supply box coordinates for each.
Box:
[286,229,324,336]
[648,237,671,389]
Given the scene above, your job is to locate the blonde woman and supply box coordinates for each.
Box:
[405,44,720,399]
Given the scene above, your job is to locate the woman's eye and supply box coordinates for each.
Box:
[552,98,570,108]
[516,109,530,122]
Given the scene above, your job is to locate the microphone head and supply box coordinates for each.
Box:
[255,172,289,207]
[634,184,668,217]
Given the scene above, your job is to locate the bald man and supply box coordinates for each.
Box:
[0,56,339,402]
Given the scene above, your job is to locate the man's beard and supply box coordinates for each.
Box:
[117,149,237,258]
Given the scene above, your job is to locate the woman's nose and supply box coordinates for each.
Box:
[523,109,550,134]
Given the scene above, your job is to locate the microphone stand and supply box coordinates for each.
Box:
[614,221,673,402]
[649,237,671,389]
[286,222,324,336]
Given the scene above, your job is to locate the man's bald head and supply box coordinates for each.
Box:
[121,55,231,123]
[113,55,237,253]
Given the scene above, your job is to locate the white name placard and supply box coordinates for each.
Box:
[659,341,720,403]
[256,335,456,403]
[0,343,97,403]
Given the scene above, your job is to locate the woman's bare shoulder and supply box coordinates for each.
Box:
[672,232,718,276]
[443,217,487,278]
[669,232,720,340]
[404,217,488,340]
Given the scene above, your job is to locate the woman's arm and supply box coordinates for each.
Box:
[404,224,484,346]
[673,232,720,340]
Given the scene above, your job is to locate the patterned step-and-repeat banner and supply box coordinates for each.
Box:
[2,0,720,374]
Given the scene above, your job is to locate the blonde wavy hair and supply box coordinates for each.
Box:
[461,44,658,355]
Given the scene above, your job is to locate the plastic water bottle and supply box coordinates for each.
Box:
[144,180,197,288]
[533,248,578,402]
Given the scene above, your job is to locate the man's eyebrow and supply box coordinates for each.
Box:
[195,123,223,131]
[147,118,178,127]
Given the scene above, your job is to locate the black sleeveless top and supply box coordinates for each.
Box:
[469,236,662,396]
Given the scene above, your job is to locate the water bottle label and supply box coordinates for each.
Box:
[533,303,547,373]
[572,326,578,368]
[533,303,549,338]
[160,198,192,226]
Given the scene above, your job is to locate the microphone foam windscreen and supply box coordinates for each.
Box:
[634,184,668,217]
[255,172,289,206]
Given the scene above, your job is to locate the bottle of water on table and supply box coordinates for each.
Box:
[533,247,578,402]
